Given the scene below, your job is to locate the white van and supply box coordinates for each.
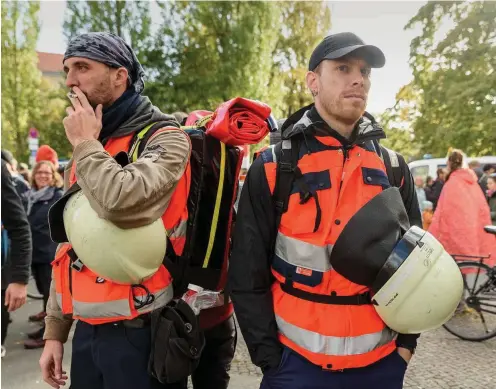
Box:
[408,156,496,180]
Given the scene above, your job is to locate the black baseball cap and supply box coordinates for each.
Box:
[309,32,386,71]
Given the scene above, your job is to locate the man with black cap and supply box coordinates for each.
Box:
[229,32,421,388]
[39,32,190,389]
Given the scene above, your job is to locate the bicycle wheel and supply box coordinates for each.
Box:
[443,261,496,341]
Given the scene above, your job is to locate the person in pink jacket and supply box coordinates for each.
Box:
[429,149,496,266]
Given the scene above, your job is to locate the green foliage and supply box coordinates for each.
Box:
[379,84,422,161]
[148,1,280,113]
[63,1,331,121]
[1,1,43,161]
[36,80,73,160]
[1,1,73,163]
[269,1,331,118]
[64,0,153,67]
[2,0,332,165]
[401,1,496,157]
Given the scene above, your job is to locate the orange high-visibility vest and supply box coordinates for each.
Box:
[52,127,191,325]
[260,127,397,370]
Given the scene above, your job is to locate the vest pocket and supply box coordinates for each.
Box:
[290,170,331,195]
[71,268,134,321]
[362,168,390,189]
[361,167,390,205]
[272,255,323,287]
[70,264,172,323]
[289,170,331,235]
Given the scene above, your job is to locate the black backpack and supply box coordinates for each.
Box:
[130,119,244,384]
[131,120,243,296]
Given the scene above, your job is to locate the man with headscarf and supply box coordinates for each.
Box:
[39,32,190,389]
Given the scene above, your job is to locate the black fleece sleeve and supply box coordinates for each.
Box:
[1,161,32,284]
[228,156,283,372]
[395,153,421,350]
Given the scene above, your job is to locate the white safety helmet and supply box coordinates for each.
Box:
[371,226,463,333]
[330,188,463,334]
[63,191,167,284]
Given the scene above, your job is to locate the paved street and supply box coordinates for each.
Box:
[2,289,495,389]
[231,322,496,389]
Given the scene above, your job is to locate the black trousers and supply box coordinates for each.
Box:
[70,320,185,389]
[70,315,237,389]
[190,315,237,389]
[31,263,52,312]
[1,289,10,344]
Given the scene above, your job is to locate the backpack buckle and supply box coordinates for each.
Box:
[71,258,84,272]
[356,291,371,305]
[274,200,285,212]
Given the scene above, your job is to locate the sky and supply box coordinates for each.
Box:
[36,0,426,114]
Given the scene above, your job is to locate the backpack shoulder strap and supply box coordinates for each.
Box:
[379,145,404,188]
[128,121,189,296]
[272,136,301,246]
[129,122,179,162]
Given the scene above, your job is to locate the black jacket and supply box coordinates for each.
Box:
[11,174,29,197]
[489,191,496,225]
[1,160,32,287]
[25,187,63,264]
[427,179,444,209]
[479,174,490,194]
[228,107,421,372]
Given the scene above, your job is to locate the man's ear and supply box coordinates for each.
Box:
[114,67,129,88]
[306,71,318,95]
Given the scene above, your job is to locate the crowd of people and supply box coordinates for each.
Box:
[0,29,495,389]
[414,161,495,228]
[412,156,495,265]
[1,146,63,356]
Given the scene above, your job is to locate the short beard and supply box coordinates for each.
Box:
[321,99,363,126]
[86,73,114,109]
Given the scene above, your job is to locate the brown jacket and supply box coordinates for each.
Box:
[44,109,190,342]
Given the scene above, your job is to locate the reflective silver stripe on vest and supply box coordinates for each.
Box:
[73,284,173,319]
[168,218,188,240]
[276,232,332,272]
[73,298,132,318]
[276,314,397,356]
[137,284,174,314]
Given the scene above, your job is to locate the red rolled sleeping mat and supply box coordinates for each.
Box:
[205,97,271,146]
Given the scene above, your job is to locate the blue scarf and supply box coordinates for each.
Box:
[99,89,144,141]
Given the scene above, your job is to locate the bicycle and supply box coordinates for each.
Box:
[442,225,496,341]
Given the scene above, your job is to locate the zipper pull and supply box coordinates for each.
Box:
[342,146,349,160]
